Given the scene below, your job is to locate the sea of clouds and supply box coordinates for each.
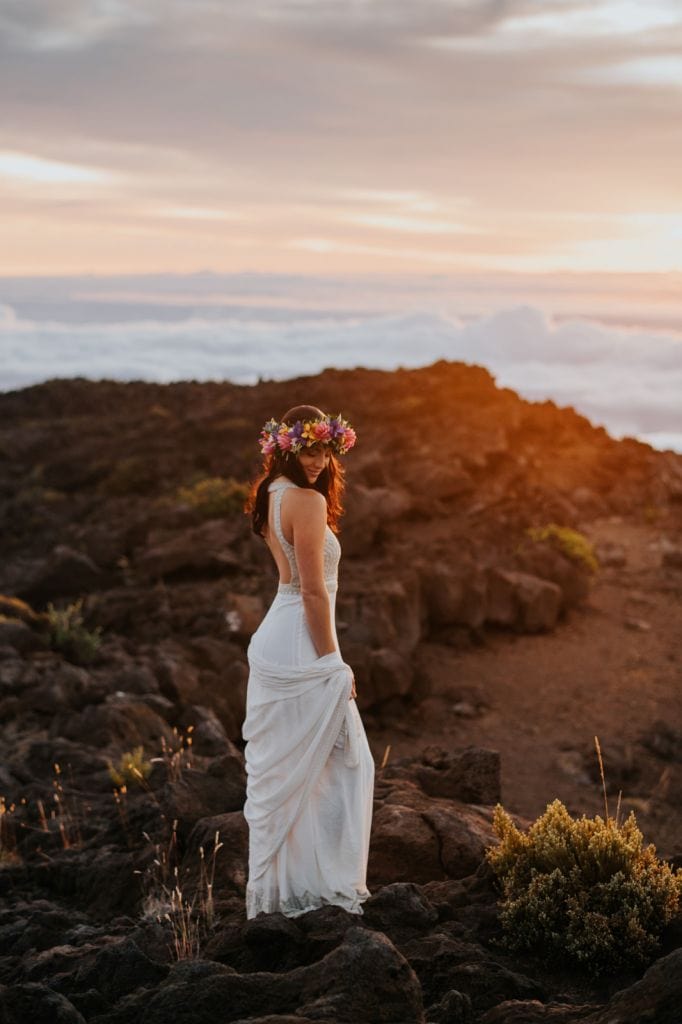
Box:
[0,274,680,453]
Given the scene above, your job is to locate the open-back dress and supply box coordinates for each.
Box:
[242,477,375,918]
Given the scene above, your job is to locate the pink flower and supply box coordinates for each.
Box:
[340,427,357,451]
[313,421,332,442]
[277,430,293,451]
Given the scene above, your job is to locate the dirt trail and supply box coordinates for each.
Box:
[367,515,682,859]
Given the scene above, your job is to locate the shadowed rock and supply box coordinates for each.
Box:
[88,927,424,1024]
[418,746,501,804]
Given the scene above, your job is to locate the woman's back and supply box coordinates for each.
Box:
[265,477,341,593]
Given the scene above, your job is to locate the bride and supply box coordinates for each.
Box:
[242,405,375,919]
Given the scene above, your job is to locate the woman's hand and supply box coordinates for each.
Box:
[349,672,357,700]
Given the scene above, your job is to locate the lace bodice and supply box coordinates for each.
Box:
[268,477,340,593]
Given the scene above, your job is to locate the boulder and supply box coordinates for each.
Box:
[416,461,474,502]
[162,758,246,838]
[86,584,173,639]
[49,696,175,751]
[237,913,307,972]
[154,642,202,703]
[17,546,106,603]
[3,903,90,957]
[486,569,562,632]
[134,520,241,581]
[342,575,422,656]
[155,639,248,740]
[13,737,113,795]
[421,803,496,879]
[480,999,595,1022]
[96,927,424,1024]
[361,883,439,945]
[17,660,96,717]
[515,542,591,609]
[418,747,501,805]
[0,617,49,654]
[582,947,682,1024]
[295,926,424,1023]
[427,988,474,1024]
[103,661,161,696]
[368,803,444,886]
[438,960,545,1015]
[50,936,169,1007]
[178,704,235,757]
[340,484,412,558]
[28,845,142,918]
[420,563,487,631]
[368,647,413,704]
[399,930,485,1009]
[0,983,86,1024]
[371,764,497,885]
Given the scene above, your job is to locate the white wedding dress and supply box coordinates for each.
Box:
[242,476,375,918]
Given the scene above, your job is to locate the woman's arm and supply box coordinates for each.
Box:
[288,488,337,657]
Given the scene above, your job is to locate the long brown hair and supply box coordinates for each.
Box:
[246,405,346,537]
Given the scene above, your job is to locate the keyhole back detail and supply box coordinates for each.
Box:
[267,476,341,594]
[269,478,299,587]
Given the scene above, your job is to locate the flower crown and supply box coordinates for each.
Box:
[259,413,357,456]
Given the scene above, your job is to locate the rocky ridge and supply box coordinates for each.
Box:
[0,360,681,1022]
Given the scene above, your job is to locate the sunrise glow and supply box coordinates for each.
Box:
[0,0,679,278]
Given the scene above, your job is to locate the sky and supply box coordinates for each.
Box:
[0,1,680,452]
[1,0,682,276]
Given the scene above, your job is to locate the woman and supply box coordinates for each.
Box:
[242,404,375,919]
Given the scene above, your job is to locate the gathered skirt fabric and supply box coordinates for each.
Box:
[242,585,375,918]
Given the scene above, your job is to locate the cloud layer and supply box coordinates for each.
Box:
[1,271,680,452]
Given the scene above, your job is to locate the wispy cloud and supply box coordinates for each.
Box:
[0,1,680,273]
[0,150,115,183]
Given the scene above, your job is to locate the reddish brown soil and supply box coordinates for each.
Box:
[367,514,682,860]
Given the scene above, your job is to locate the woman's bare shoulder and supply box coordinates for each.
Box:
[287,486,326,505]
[285,487,326,516]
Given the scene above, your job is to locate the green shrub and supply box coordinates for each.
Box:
[176,476,248,519]
[108,746,152,788]
[46,598,103,664]
[526,524,599,574]
[487,798,681,976]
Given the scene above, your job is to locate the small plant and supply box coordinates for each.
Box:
[136,820,223,960]
[157,725,195,783]
[176,476,249,520]
[486,739,682,977]
[108,746,153,788]
[0,796,20,864]
[46,598,103,664]
[526,523,599,574]
[40,762,83,849]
